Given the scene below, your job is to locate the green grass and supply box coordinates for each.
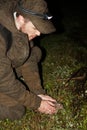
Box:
[0,33,87,130]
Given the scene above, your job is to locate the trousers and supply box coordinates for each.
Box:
[0,92,25,121]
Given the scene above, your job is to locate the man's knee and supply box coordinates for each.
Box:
[0,104,26,121]
[10,104,26,120]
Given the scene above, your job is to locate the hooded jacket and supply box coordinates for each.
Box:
[0,0,45,110]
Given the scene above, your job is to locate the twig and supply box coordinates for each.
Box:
[57,73,86,82]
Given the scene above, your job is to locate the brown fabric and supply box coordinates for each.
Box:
[0,1,47,119]
[0,92,25,120]
[0,104,25,121]
[7,33,29,67]
[0,0,56,34]
[20,46,46,95]
[0,1,29,57]
[15,0,56,34]
[0,34,41,110]
[0,1,21,34]
[18,91,41,109]
[0,92,19,107]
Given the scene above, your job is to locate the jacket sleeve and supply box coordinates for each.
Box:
[0,35,41,110]
[20,45,46,95]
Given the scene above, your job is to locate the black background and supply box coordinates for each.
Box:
[46,0,87,33]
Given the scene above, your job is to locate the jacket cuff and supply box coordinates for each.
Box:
[33,88,46,95]
[19,91,42,110]
[29,93,42,110]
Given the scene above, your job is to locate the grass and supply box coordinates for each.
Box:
[1,6,87,128]
[0,32,87,130]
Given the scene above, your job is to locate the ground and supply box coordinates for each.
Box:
[0,31,87,130]
[0,1,87,130]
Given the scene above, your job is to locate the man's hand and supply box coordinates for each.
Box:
[38,94,57,102]
[37,94,63,114]
[38,100,57,114]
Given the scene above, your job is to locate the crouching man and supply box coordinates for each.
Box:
[0,0,62,120]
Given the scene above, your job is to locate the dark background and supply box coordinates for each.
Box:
[46,0,87,34]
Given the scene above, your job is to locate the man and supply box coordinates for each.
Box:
[0,0,62,120]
